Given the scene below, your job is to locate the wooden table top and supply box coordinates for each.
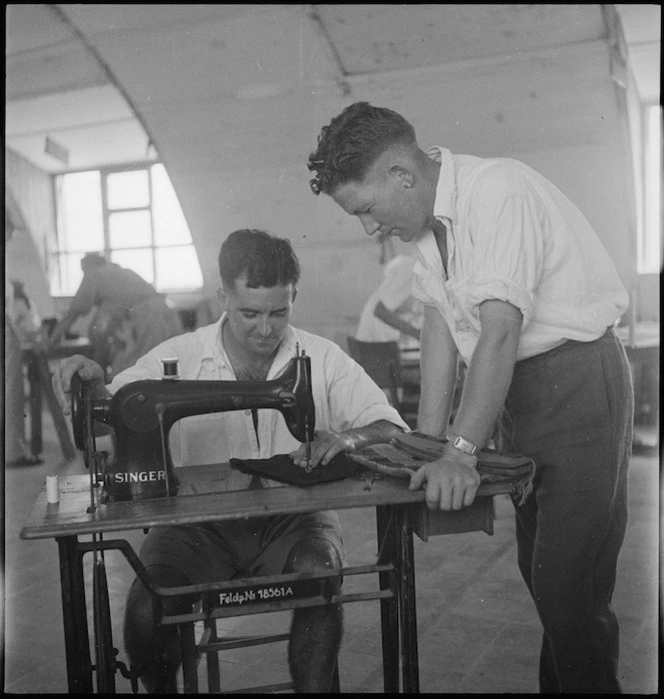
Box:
[20,463,430,541]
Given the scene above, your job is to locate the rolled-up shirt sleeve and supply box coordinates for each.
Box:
[322,343,409,433]
[465,169,542,326]
[412,258,439,307]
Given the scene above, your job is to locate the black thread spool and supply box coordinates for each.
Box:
[161,358,180,380]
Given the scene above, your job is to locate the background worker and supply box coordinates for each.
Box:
[307,101,633,694]
[7,279,42,343]
[355,251,423,351]
[53,228,407,693]
[49,253,182,378]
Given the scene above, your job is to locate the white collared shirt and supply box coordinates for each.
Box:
[412,146,629,364]
[108,316,408,490]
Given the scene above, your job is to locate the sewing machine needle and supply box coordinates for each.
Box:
[305,438,312,473]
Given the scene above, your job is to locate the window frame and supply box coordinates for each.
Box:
[638,101,662,275]
[52,161,203,296]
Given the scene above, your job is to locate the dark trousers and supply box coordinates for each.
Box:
[499,329,633,693]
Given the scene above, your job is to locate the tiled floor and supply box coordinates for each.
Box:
[4,412,659,694]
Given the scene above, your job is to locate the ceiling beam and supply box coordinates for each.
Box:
[50,4,156,157]
[305,5,351,97]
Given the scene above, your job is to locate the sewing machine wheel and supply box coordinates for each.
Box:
[70,373,94,465]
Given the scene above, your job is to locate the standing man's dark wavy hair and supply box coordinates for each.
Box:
[307,101,417,196]
[218,228,300,289]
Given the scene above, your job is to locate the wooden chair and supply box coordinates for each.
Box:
[178,601,341,693]
[346,337,408,414]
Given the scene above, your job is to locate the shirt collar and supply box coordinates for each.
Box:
[203,312,298,377]
[270,325,300,377]
[200,316,228,366]
[426,145,457,223]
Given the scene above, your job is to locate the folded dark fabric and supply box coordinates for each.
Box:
[348,431,536,504]
[230,452,361,486]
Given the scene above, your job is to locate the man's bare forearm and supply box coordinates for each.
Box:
[344,419,406,450]
[417,306,458,436]
[451,335,515,448]
[450,300,522,448]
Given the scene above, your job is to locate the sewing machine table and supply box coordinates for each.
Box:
[20,463,496,694]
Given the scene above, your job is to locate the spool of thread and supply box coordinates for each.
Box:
[161,358,180,380]
[46,475,60,504]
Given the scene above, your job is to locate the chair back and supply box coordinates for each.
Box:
[346,338,403,411]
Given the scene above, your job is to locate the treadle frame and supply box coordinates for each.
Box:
[21,464,506,693]
[167,564,393,694]
[70,537,398,693]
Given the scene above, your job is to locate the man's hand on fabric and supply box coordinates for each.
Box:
[290,429,365,470]
[408,447,480,510]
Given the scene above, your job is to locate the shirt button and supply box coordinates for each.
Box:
[245,409,251,416]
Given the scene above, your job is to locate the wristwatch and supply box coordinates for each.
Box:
[449,434,479,456]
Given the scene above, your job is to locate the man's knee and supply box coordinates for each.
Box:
[284,537,341,571]
[284,538,343,595]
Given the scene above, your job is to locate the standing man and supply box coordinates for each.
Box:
[53,228,408,693]
[50,253,182,377]
[307,102,633,693]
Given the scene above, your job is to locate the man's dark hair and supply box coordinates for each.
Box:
[307,101,416,196]
[218,229,300,289]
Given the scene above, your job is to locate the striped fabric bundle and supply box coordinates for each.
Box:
[349,432,535,504]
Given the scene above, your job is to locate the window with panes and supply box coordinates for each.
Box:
[52,163,203,296]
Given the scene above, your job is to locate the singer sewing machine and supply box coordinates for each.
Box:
[70,346,316,504]
[24,344,521,694]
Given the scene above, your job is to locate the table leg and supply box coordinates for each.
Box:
[396,505,419,693]
[33,353,76,460]
[27,357,43,456]
[376,505,400,692]
[57,536,93,693]
[180,622,198,693]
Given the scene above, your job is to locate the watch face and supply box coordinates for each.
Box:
[454,436,477,455]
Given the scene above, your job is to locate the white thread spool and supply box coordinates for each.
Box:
[46,475,60,504]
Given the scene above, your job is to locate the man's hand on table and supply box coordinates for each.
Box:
[52,354,106,416]
[408,443,481,511]
[290,429,367,470]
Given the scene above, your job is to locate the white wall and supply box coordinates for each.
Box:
[5,149,56,319]
[166,39,636,340]
[8,5,655,340]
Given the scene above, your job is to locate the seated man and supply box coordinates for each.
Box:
[53,228,408,693]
